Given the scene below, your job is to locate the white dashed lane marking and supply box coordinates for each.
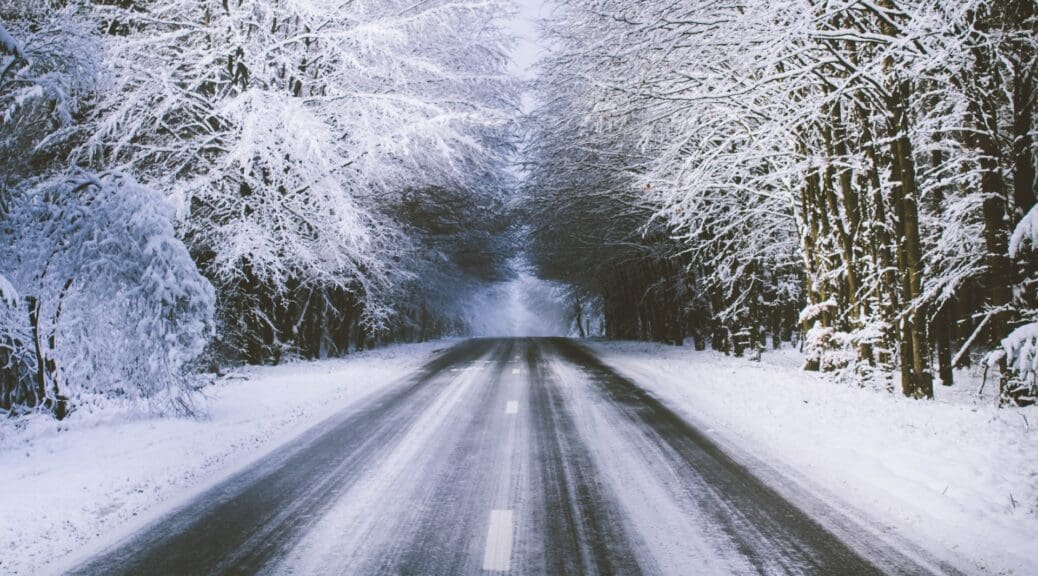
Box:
[482,509,514,572]
[505,401,518,415]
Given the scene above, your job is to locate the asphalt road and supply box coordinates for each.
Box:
[68,338,947,576]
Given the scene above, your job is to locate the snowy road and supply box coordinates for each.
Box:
[68,338,939,575]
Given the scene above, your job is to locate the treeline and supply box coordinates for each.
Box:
[523,0,1037,404]
[0,0,518,418]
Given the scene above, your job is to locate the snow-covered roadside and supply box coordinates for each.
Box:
[0,341,446,576]
[589,340,1038,575]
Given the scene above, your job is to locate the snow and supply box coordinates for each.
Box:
[0,23,24,60]
[797,298,836,324]
[0,341,443,576]
[1003,323,1038,381]
[1009,204,1038,259]
[0,273,17,306]
[2,173,217,413]
[590,340,1038,576]
[546,357,760,574]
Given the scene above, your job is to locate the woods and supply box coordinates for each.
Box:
[2,0,1036,419]
[0,0,518,418]
[522,0,1037,403]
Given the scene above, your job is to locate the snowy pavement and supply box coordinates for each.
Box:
[14,337,973,576]
[2,337,1032,575]
[0,341,443,576]
[588,340,1038,576]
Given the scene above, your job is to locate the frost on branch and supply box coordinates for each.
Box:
[0,273,16,306]
[1000,323,1038,405]
[0,173,215,416]
[1009,205,1038,260]
[0,23,24,60]
[1,10,101,210]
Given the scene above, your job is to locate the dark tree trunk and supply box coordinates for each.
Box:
[26,297,47,407]
[935,301,955,386]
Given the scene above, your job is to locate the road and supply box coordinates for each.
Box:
[68,338,942,576]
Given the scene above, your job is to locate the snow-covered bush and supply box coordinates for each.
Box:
[1003,324,1038,381]
[0,172,215,415]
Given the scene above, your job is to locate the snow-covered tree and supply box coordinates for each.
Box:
[0,172,215,416]
[526,0,1036,402]
[998,204,1038,403]
[524,0,804,352]
[83,0,518,361]
[1,6,109,416]
[0,4,101,210]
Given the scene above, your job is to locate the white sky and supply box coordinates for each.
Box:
[506,0,546,80]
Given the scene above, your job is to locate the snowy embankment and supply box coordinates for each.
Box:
[0,341,443,576]
[590,341,1038,576]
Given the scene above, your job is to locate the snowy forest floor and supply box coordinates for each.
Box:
[1,339,1035,575]
[0,341,444,575]
[589,340,1038,576]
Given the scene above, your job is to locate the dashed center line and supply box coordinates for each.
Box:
[511,368,520,375]
[482,509,514,572]
[505,401,518,414]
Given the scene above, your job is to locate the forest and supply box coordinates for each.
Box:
[1,0,1036,421]
[0,0,519,418]
[523,0,1037,404]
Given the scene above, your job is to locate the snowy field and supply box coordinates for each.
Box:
[0,341,443,576]
[590,340,1038,576]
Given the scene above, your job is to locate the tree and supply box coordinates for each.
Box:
[84,0,519,361]
[1,172,215,416]
[1,4,101,210]
[524,0,1037,402]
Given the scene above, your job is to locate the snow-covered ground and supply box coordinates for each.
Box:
[0,341,444,576]
[589,340,1038,576]
[3,337,1034,575]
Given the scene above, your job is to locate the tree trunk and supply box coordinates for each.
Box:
[935,301,954,386]
[26,297,47,407]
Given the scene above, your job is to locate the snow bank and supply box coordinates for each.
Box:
[590,341,1038,575]
[0,341,444,575]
